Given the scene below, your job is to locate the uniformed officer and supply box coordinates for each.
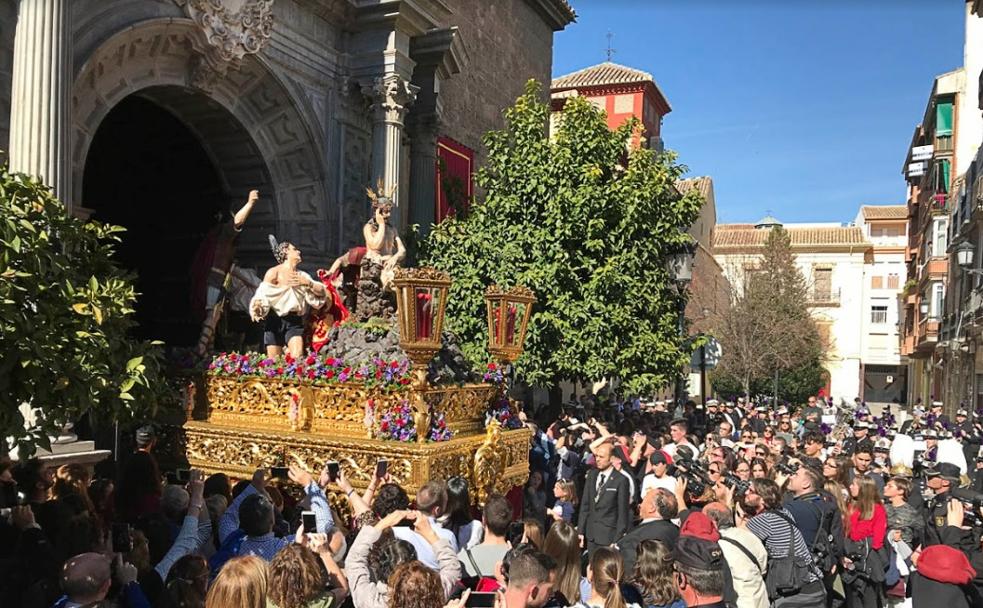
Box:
[842,421,870,456]
[922,462,962,546]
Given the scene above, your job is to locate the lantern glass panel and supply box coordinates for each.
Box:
[414,286,441,343]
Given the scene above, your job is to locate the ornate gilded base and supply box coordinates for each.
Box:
[166,375,531,506]
[178,420,530,502]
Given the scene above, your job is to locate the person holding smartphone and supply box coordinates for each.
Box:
[217,465,333,562]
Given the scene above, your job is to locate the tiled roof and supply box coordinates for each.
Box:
[552,61,654,89]
[714,225,870,249]
[676,176,713,200]
[861,205,907,220]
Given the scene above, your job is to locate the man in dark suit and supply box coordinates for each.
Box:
[616,487,680,573]
[578,443,630,554]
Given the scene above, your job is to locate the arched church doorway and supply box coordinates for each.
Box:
[82,87,274,349]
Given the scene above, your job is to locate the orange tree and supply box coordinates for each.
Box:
[421,81,702,397]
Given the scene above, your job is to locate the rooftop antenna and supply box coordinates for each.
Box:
[605,31,615,62]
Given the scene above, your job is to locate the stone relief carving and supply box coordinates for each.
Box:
[175,0,275,91]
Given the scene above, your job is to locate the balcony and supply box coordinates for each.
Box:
[806,288,840,307]
[935,135,954,155]
[914,317,940,354]
[919,257,948,282]
[901,335,916,356]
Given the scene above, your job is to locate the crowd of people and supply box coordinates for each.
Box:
[3,393,983,608]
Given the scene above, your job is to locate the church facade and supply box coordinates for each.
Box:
[0,0,573,345]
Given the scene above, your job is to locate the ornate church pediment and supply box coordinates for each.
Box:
[175,0,275,89]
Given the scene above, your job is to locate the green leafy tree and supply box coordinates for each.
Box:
[713,226,824,402]
[421,81,702,396]
[0,166,170,455]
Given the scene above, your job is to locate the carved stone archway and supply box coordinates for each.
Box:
[71,18,333,264]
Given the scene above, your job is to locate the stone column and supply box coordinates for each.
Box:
[407,114,440,231]
[8,0,71,202]
[362,74,418,210]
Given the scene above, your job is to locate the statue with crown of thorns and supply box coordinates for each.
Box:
[323,179,406,321]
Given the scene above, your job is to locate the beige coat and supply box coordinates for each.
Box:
[719,527,769,608]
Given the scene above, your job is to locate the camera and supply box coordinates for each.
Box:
[775,460,800,477]
[722,473,750,495]
[667,459,709,498]
[951,488,983,527]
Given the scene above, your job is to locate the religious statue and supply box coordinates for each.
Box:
[323,180,406,321]
[249,237,327,358]
[190,189,261,356]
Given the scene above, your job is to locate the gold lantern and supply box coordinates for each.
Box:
[393,267,452,442]
[485,285,536,363]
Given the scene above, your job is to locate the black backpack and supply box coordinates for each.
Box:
[809,502,837,574]
[765,511,813,599]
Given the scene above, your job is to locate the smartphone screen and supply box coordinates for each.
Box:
[176,468,191,483]
[465,593,497,608]
[375,459,388,479]
[165,472,179,485]
[271,466,290,480]
[301,510,317,534]
[112,523,133,554]
[326,461,339,482]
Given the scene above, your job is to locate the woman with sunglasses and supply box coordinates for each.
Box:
[823,455,850,487]
[734,461,752,481]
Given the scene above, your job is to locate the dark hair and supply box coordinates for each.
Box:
[888,476,912,499]
[231,479,250,500]
[803,430,824,446]
[670,418,689,432]
[854,441,875,457]
[388,561,446,608]
[445,476,474,530]
[630,540,679,607]
[204,473,232,504]
[373,483,410,517]
[504,545,553,589]
[370,535,417,583]
[483,495,513,538]
[268,544,326,608]
[751,478,782,510]
[11,458,46,494]
[239,493,274,537]
[166,554,209,608]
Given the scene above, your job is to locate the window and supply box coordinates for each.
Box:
[887,273,900,289]
[871,305,888,324]
[813,267,832,299]
[871,276,883,289]
[932,217,949,256]
[936,101,953,136]
[932,283,945,319]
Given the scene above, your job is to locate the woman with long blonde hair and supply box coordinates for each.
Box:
[205,555,269,608]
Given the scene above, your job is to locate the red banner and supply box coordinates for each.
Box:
[435,136,474,223]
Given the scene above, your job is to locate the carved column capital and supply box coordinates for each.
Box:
[361,74,419,126]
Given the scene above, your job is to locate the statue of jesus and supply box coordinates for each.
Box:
[363,186,406,291]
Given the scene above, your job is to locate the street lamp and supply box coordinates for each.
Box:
[666,241,696,409]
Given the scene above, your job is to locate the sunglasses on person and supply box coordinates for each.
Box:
[824,461,837,469]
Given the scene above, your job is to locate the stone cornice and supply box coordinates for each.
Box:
[522,0,576,31]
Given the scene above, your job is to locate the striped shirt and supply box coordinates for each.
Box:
[746,508,820,583]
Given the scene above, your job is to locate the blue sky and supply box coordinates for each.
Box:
[552,0,967,224]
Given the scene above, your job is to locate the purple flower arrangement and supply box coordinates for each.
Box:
[483,362,504,385]
[376,399,453,443]
[488,396,524,430]
[208,351,413,391]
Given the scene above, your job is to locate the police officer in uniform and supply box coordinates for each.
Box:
[841,421,870,456]
[922,462,962,546]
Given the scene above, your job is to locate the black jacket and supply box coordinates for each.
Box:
[616,519,679,573]
[578,468,631,548]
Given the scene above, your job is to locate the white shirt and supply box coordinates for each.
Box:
[663,440,697,460]
[641,473,678,496]
[393,517,459,570]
